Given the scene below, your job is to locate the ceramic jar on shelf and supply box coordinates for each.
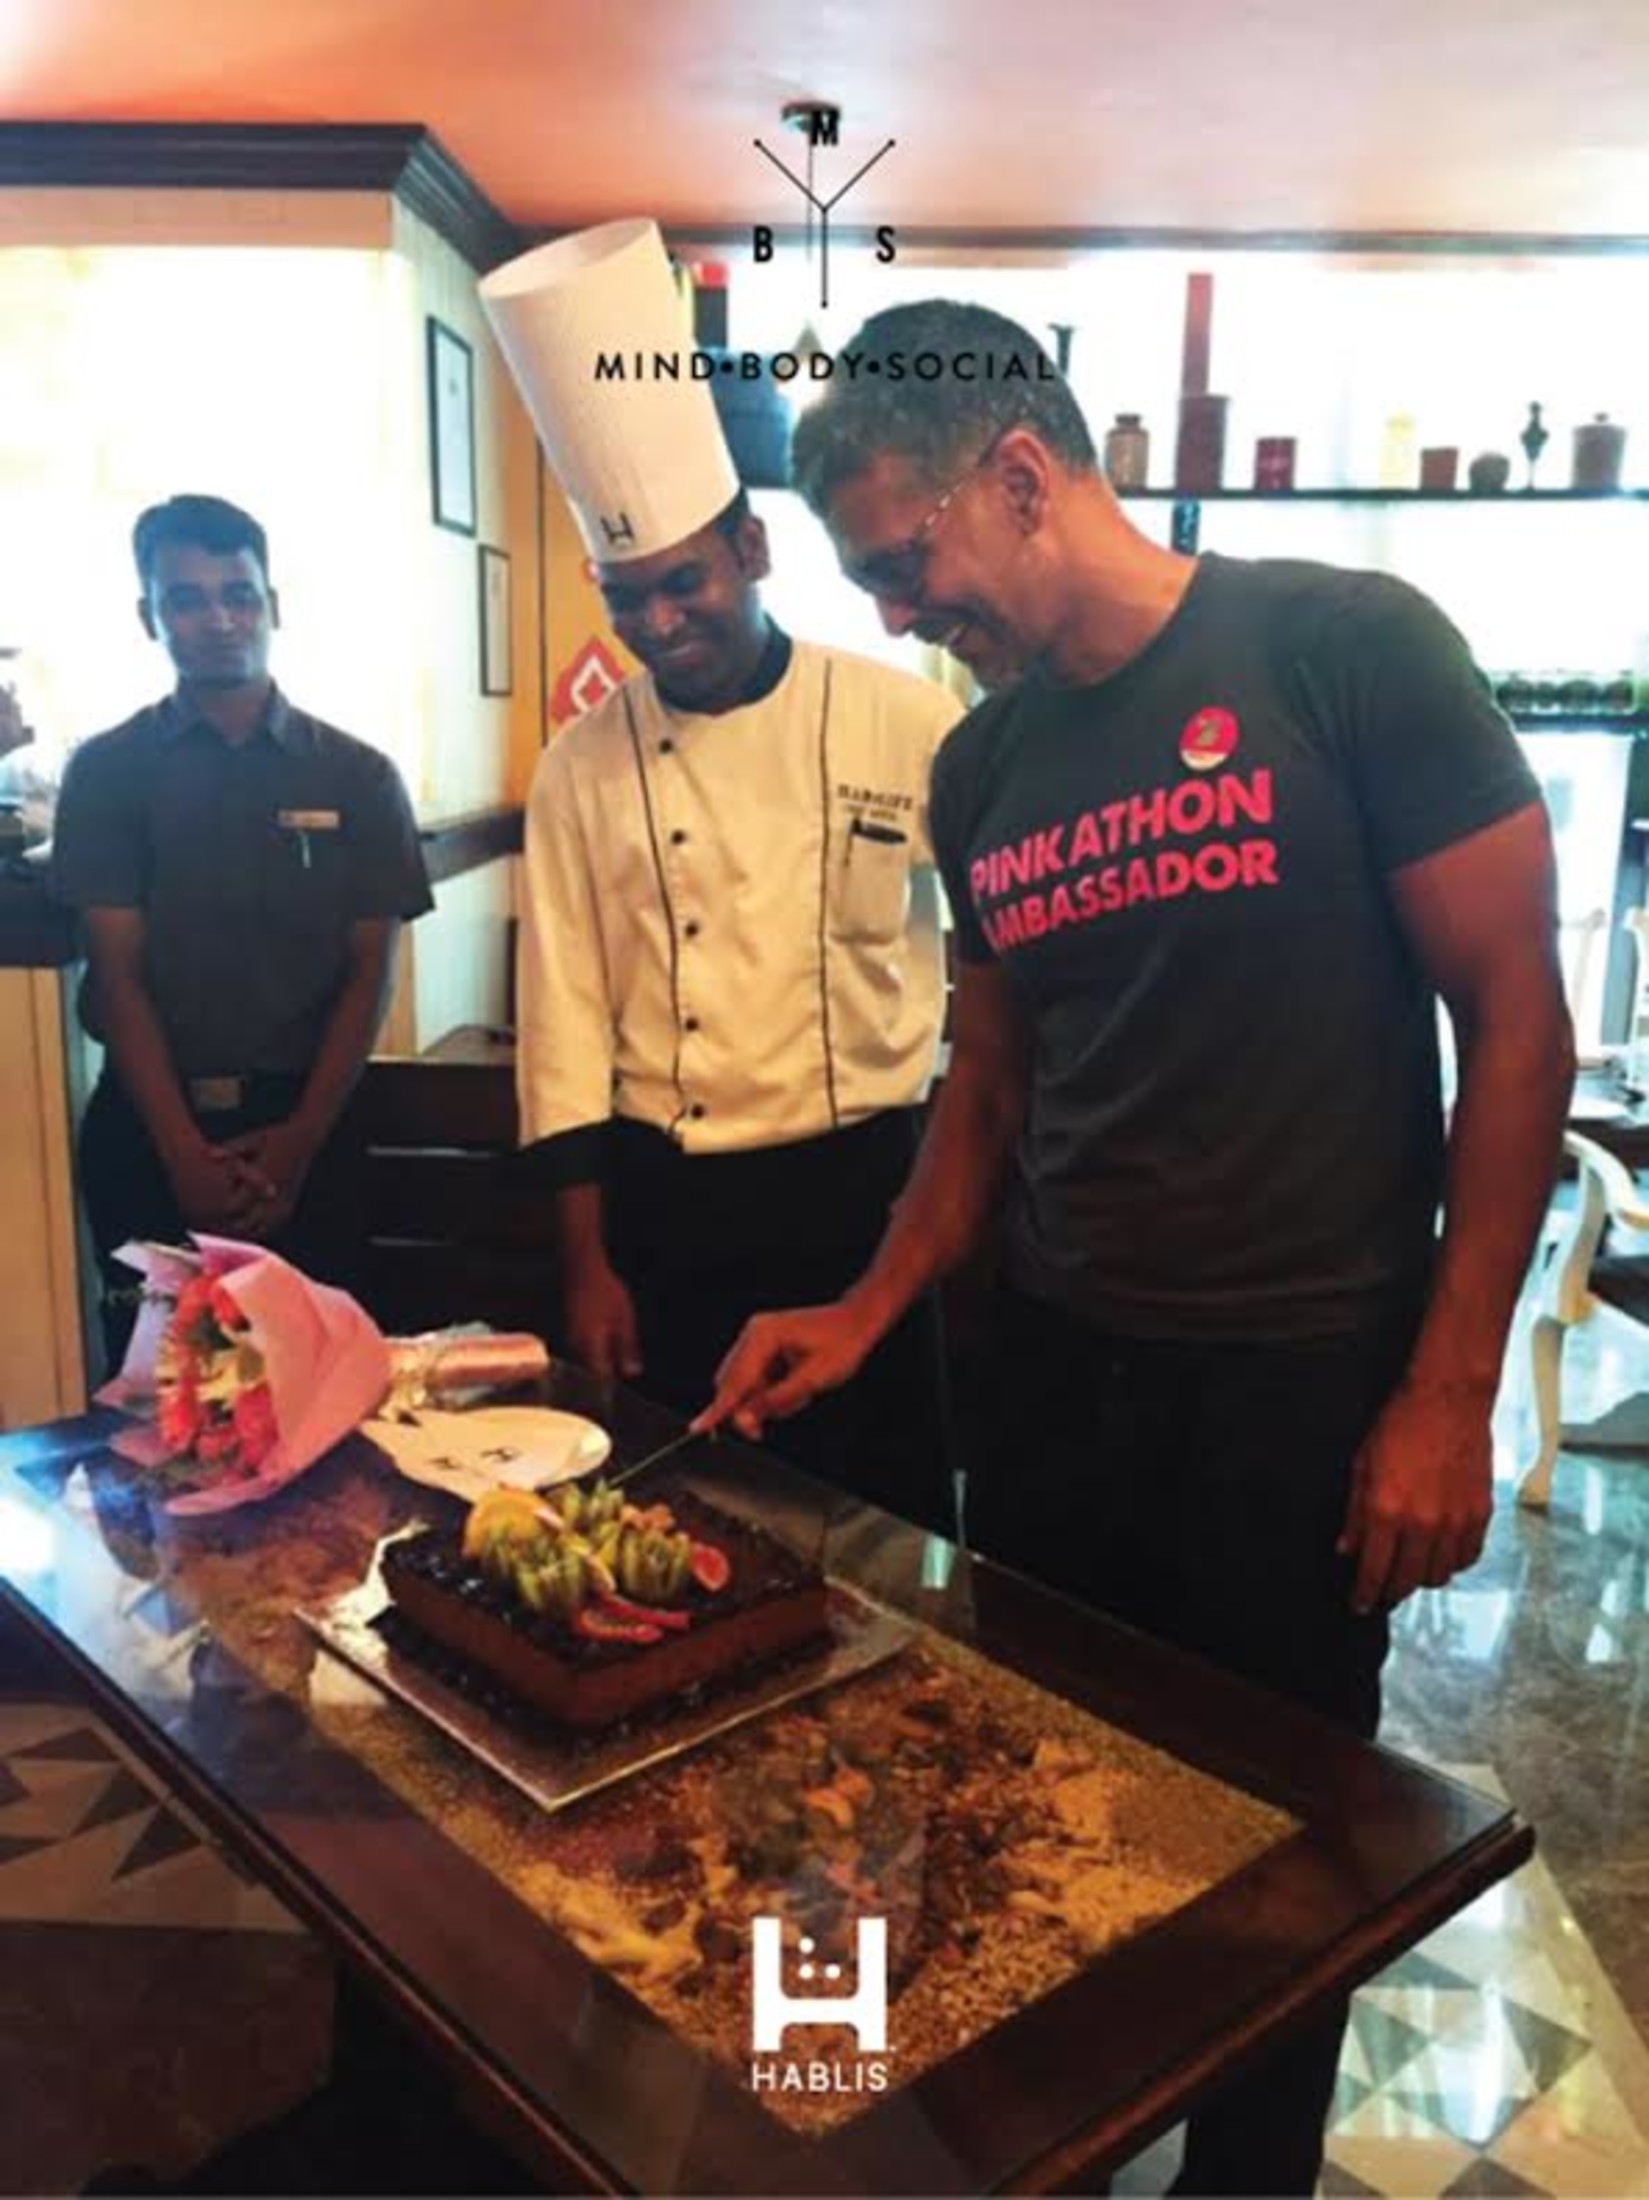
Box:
[1104,412,1150,489]
[1573,415,1628,491]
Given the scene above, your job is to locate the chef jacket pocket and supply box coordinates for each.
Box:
[834,818,910,945]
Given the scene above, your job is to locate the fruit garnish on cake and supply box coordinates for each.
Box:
[380,1473,829,1728]
[459,1481,731,1642]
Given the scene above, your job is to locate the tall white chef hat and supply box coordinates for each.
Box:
[480,217,739,565]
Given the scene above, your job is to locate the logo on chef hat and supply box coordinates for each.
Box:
[1180,706,1240,773]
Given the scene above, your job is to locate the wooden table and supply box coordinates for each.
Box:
[0,1372,1531,2195]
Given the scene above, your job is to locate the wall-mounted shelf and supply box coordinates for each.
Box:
[1124,482,1649,550]
[1509,713,1649,736]
[1118,486,1649,504]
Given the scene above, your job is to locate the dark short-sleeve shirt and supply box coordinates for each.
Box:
[929,553,1541,1341]
[52,688,433,1076]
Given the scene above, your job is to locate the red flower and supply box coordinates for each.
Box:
[230,1384,278,1473]
[158,1380,201,1454]
[173,1276,215,1333]
[196,1416,240,1470]
[208,1280,248,1334]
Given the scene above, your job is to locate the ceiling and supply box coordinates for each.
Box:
[2,0,1648,239]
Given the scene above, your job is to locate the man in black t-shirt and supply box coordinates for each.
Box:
[699,304,1574,2197]
[53,495,432,1365]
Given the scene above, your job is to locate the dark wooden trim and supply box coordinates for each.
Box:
[5,140,1644,267]
[0,122,524,272]
[9,131,1642,268]
[657,221,1649,257]
[397,132,525,272]
[419,803,522,884]
[0,119,430,190]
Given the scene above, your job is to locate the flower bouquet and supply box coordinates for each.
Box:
[96,1236,549,1516]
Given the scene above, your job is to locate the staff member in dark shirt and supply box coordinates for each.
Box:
[53,494,432,1363]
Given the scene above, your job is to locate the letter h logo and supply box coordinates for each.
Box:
[750,1917,888,2053]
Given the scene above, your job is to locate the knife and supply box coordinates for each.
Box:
[609,1427,708,1488]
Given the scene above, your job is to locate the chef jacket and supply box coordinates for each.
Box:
[518,634,961,1172]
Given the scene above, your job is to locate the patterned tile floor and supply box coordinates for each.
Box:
[1322,1794,1649,2197]
[0,1676,333,2195]
[0,1700,299,1935]
[1118,1272,1649,2198]
[4,1271,1649,2195]
[1110,1812,1649,2198]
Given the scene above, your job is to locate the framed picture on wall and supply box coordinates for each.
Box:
[478,545,513,696]
[426,316,477,536]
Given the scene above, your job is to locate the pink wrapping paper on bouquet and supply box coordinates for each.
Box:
[95,1237,548,1515]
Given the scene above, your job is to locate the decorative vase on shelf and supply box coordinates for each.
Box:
[1253,436,1296,490]
[1573,414,1627,492]
[1175,394,1229,492]
[1469,451,1510,492]
[1520,402,1549,487]
[1104,412,1150,489]
[1377,412,1418,489]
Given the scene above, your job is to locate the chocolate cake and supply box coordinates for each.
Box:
[380,1479,830,1729]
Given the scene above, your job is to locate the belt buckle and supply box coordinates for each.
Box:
[189,1075,245,1113]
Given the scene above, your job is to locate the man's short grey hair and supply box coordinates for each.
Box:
[790,300,1099,513]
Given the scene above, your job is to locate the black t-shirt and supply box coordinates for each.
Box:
[930,553,1541,1340]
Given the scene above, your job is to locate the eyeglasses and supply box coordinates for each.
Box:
[841,427,1012,603]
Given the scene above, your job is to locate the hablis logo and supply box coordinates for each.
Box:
[750,1917,888,2053]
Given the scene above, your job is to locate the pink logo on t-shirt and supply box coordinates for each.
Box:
[1180,706,1239,773]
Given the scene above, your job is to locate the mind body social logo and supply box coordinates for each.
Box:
[752,105,897,312]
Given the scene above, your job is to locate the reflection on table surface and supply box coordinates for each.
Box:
[0,1367,1531,2196]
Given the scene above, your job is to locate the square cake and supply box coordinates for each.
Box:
[380,1478,830,1729]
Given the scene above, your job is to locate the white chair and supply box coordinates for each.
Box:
[1621,907,1649,1084]
[1519,1130,1649,1509]
[1448,907,1603,1113]
[1561,906,1607,1052]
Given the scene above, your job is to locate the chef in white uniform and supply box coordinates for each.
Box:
[482,219,960,1533]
